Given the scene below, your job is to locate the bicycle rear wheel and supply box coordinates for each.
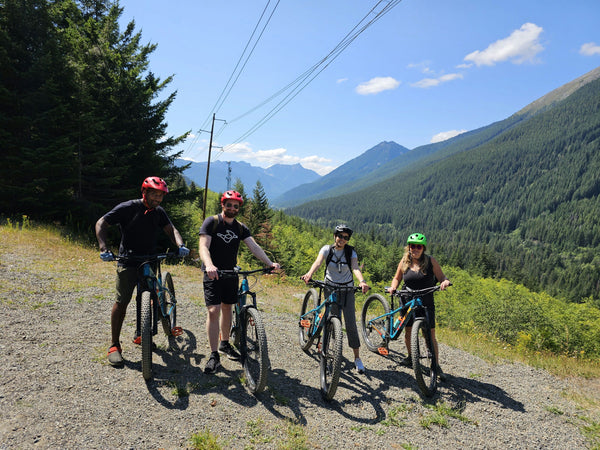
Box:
[360,294,391,353]
[411,318,437,397]
[140,290,153,381]
[242,307,269,394]
[159,272,176,336]
[319,317,343,401]
[298,288,319,353]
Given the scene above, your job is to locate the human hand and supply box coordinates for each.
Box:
[359,281,369,294]
[440,279,451,290]
[178,245,190,257]
[300,274,311,284]
[100,251,115,262]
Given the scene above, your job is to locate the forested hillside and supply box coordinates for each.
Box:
[0,0,188,225]
[286,73,600,303]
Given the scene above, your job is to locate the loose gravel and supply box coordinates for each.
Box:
[0,245,596,449]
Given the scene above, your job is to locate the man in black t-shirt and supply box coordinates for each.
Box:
[95,176,190,366]
[198,190,280,374]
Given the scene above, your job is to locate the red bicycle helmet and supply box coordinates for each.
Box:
[141,176,169,194]
[221,190,244,205]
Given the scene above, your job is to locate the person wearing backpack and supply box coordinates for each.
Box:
[199,190,280,374]
[301,224,369,374]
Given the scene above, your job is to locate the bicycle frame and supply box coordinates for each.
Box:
[300,280,357,340]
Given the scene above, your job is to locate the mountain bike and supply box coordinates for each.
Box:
[216,267,275,394]
[360,285,447,397]
[298,279,363,401]
[114,252,182,381]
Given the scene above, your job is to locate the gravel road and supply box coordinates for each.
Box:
[0,243,597,449]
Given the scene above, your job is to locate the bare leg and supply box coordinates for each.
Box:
[219,303,233,343]
[206,304,221,352]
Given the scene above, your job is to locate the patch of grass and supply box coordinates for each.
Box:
[268,387,290,406]
[246,418,274,446]
[420,401,477,429]
[545,405,564,415]
[165,380,189,398]
[275,419,309,450]
[189,428,224,450]
[380,404,411,427]
[579,415,600,450]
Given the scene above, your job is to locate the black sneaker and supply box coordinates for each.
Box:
[401,355,412,367]
[204,353,221,374]
[218,341,241,361]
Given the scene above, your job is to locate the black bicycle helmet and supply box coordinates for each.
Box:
[334,224,353,238]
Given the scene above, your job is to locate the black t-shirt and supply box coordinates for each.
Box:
[199,214,251,270]
[103,199,172,257]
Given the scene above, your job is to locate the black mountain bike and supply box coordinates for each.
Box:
[361,285,445,397]
[114,253,182,381]
[298,279,363,401]
[217,267,274,394]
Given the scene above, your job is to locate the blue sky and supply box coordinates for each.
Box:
[119,0,600,175]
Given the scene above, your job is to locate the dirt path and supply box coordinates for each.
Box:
[0,232,597,449]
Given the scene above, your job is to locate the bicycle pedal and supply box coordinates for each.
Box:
[171,326,183,337]
[300,319,311,328]
[377,347,389,356]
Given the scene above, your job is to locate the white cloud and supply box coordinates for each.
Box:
[464,22,544,66]
[336,78,348,84]
[580,42,600,56]
[219,143,334,175]
[355,77,400,95]
[407,61,434,74]
[411,73,463,88]
[431,130,467,143]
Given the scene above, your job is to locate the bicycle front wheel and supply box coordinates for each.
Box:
[411,318,437,397]
[242,307,269,394]
[140,290,153,381]
[159,272,176,336]
[299,288,319,353]
[361,294,391,353]
[319,317,343,401]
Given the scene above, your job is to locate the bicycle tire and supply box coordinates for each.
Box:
[319,317,343,401]
[411,318,437,397]
[360,294,391,353]
[298,288,319,353]
[242,307,269,394]
[140,290,153,381]
[159,272,176,336]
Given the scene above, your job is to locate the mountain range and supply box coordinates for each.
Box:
[284,64,600,302]
[175,159,320,199]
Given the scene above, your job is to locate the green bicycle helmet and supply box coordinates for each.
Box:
[407,232,427,246]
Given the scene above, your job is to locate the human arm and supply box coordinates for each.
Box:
[431,256,451,290]
[163,223,189,256]
[243,237,280,270]
[350,255,369,293]
[388,261,404,293]
[199,234,218,280]
[300,251,325,284]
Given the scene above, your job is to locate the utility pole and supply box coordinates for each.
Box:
[201,114,226,220]
[226,162,232,190]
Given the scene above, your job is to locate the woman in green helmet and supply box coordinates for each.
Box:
[388,233,451,379]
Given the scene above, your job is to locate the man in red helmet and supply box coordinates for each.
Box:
[96,176,190,366]
[199,190,280,374]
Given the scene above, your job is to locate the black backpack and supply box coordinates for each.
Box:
[324,244,354,275]
[210,214,242,236]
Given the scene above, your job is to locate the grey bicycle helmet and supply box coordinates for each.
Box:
[334,224,353,238]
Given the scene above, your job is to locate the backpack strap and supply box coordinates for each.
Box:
[324,244,355,274]
[211,213,243,236]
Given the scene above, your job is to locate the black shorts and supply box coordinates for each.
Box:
[406,306,436,329]
[203,276,239,306]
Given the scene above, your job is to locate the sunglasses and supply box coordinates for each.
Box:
[336,234,350,241]
[224,202,240,209]
[409,244,423,250]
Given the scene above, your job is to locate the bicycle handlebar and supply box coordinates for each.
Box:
[216,266,275,278]
[114,252,179,263]
[390,283,451,298]
[305,279,365,293]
